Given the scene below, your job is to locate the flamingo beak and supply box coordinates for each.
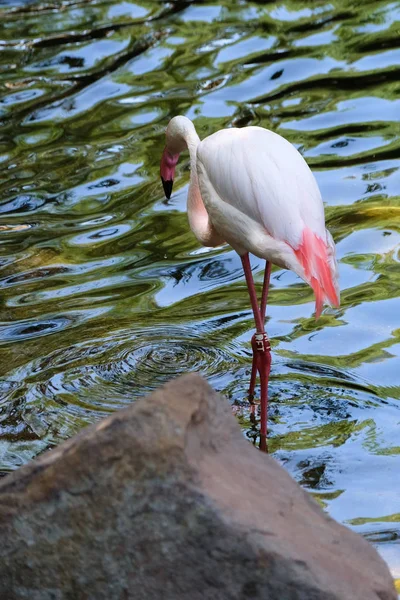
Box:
[161,177,173,200]
[160,147,179,200]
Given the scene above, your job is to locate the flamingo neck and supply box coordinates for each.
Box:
[185,127,224,247]
[166,116,224,247]
[186,135,205,227]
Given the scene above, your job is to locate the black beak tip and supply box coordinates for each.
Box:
[161,177,173,200]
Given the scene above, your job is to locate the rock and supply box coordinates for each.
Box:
[0,374,395,600]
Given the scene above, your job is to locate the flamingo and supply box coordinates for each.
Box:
[160,116,339,451]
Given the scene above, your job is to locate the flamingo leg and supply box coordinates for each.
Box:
[248,260,271,400]
[241,254,264,332]
[260,260,271,322]
[241,254,272,451]
[247,354,258,404]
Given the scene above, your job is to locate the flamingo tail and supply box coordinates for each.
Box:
[294,227,339,318]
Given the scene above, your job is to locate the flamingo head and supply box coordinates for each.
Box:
[160,147,179,199]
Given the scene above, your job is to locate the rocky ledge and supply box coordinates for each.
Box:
[0,374,396,599]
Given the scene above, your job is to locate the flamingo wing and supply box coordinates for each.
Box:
[197,126,339,315]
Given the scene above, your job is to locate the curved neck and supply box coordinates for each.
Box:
[167,117,223,247]
[186,134,201,204]
[187,135,223,247]
[184,129,201,190]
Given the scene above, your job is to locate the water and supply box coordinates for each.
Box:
[0,0,399,588]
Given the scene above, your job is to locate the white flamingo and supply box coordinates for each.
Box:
[160,116,339,450]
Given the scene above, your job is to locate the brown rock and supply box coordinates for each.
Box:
[0,374,395,600]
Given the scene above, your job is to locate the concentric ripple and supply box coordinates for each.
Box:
[0,0,399,586]
[0,326,237,469]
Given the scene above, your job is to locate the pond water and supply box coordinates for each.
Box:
[0,0,399,588]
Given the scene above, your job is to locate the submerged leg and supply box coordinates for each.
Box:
[241,254,272,451]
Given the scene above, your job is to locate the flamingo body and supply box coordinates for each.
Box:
[197,126,339,316]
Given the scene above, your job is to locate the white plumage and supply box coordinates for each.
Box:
[199,126,325,243]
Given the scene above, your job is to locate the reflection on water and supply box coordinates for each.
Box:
[0,0,399,586]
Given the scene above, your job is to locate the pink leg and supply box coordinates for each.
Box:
[247,260,271,399]
[258,339,271,452]
[248,355,258,403]
[241,254,272,451]
[260,261,271,321]
[241,254,264,332]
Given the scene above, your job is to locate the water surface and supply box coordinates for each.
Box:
[0,0,399,588]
